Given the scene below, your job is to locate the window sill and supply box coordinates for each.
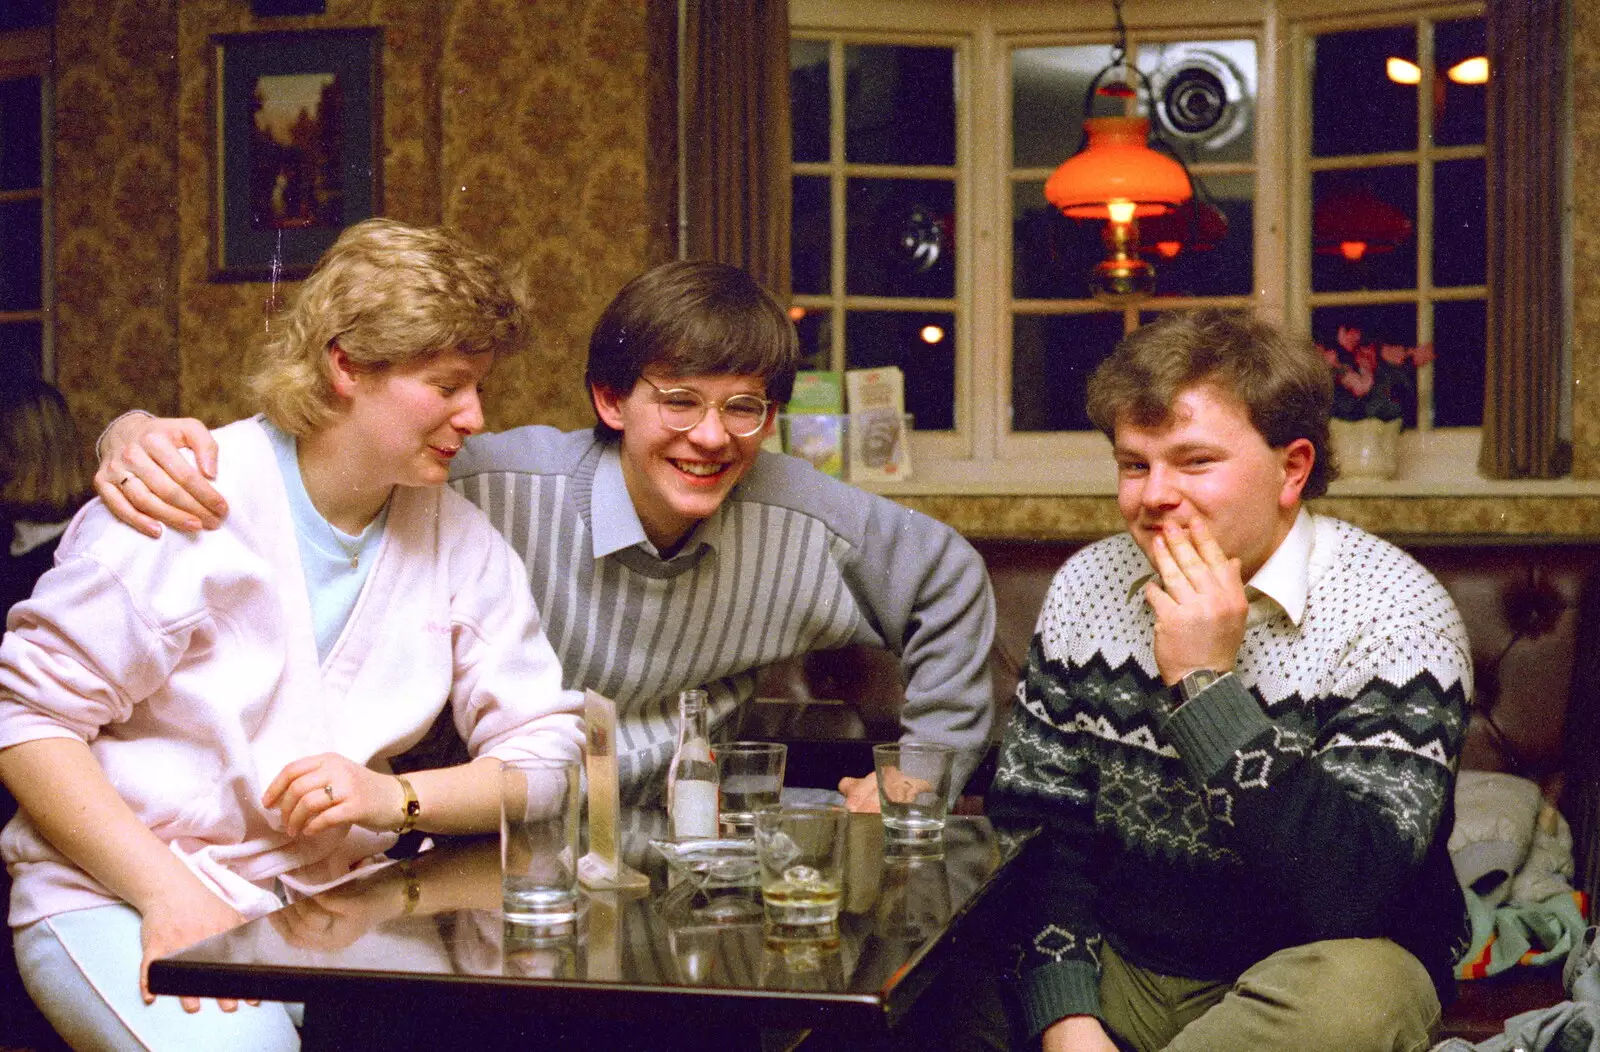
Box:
[853,429,1600,498]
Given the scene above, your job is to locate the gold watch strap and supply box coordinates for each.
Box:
[394,775,421,835]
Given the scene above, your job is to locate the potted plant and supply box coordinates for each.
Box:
[1317,326,1436,480]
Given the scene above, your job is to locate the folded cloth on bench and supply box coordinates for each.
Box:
[1433,924,1600,1052]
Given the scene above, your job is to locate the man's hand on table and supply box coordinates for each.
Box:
[1042,1015,1121,1052]
[94,412,227,537]
[838,771,881,812]
[1143,519,1247,688]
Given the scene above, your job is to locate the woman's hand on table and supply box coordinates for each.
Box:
[93,411,227,537]
[270,885,394,951]
[137,886,255,1013]
[263,753,406,838]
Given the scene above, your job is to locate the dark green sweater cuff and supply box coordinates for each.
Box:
[1017,959,1102,1039]
[1162,673,1273,783]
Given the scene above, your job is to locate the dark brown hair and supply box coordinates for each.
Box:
[1085,309,1338,498]
[585,261,798,440]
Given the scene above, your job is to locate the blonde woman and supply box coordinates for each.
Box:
[0,378,94,624]
[0,219,583,1050]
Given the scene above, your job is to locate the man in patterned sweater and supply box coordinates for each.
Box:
[92,262,995,808]
[987,310,1471,1052]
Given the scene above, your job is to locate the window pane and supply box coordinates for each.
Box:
[0,321,43,380]
[846,178,955,299]
[1434,159,1486,288]
[791,40,830,165]
[792,176,831,296]
[1432,299,1485,427]
[1140,174,1255,298]
[1434,18,1487,148]
[0,199,42,311]
[1012,180,1100,301]
[0,0,51,31]
[1311,167,1417,294]
[844,45,955,167]
[1312,26,1417,157]
[0,77,42,192]
[1010,312,1125,432]
[845,311,955,431]
[1135,39,1258,165]
[1311,303,1421,427]
[1011,45,1105,170]
[794,308,833,372]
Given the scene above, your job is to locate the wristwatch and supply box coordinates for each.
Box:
[1178,668,1224,703]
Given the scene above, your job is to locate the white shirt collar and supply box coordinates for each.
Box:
[1245,507,1315,627]
[591,446,652,558]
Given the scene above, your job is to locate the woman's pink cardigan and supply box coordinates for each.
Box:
[0,418,583,926]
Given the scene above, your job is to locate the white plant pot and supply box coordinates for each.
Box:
[1330,417,1401,480]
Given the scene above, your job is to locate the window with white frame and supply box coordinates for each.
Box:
[788,0,1493,494]
[1290,11,1486,434]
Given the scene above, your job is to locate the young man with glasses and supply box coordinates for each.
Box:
[93,261,996,808]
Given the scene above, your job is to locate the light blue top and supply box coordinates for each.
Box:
[261,418,388,662]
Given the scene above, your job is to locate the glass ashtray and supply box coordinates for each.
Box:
[648,838,761,890]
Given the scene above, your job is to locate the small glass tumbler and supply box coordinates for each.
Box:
[716,742,787,837]
[500,757,582,925]
[754,803,849,933]
[873,742,955,855]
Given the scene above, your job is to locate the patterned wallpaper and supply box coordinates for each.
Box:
[53,0,669,443]
[44,1,1600,539]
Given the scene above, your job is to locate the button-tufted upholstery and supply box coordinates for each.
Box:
[750,535,1600,1042]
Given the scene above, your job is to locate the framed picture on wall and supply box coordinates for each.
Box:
[209,27,382,282]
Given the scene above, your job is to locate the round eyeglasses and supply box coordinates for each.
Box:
[641,378,773,438]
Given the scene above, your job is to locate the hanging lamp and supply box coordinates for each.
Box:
[1138,197,1229,260]
[1313,182,1412,263]
[1042,0,1193,302]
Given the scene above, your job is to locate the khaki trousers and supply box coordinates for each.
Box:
[1098,938,1442,1052]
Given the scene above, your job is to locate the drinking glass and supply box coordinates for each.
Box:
[754,803,849,932]
[500,757,582,925]
[872,742,955,855]
[716,742,787,837]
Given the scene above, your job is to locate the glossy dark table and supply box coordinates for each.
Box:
[150,814,1035,1051]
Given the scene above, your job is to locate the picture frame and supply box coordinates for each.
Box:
[209,27,382,282]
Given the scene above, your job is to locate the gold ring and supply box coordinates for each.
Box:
[323,783,336,802]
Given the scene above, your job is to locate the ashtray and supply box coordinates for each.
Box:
[648,838,761,890]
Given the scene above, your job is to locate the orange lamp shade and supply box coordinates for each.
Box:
[1044,116,1193,220]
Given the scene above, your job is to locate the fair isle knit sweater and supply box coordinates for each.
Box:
[443,426,996,804]
[986,516,1473,1039]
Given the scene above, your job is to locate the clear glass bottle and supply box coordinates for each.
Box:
[668,689,719,839]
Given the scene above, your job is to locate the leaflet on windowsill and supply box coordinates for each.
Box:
[845,366,912,482]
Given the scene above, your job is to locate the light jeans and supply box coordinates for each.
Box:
[15,904,301,1052]
[1098,938,1442,1052]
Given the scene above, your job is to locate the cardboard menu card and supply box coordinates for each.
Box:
[784,370,846,478]
[845,366,912,482]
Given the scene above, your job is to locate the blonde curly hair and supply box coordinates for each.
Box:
[250,218,529,436]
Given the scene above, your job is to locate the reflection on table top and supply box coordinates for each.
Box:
[150,814,1035,1032]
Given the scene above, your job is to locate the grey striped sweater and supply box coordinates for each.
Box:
[447,426,995,803]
